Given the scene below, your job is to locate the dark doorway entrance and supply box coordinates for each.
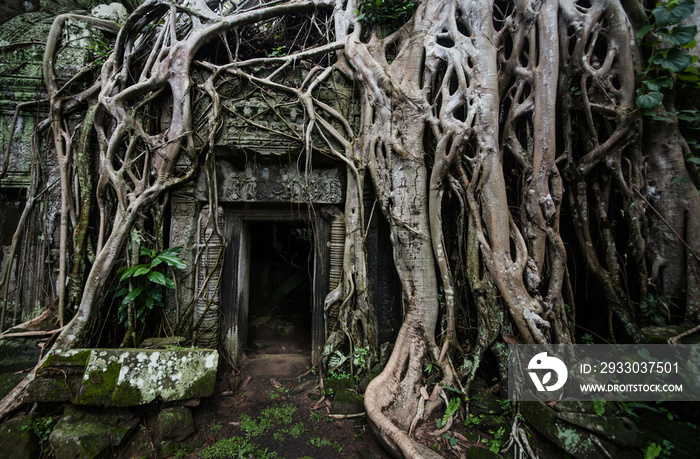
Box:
[246,222,313,356]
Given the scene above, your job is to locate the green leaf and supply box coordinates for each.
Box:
[660,25,697,47]
[653,48,693,72]
[140,246,154,257]
[121,285,144,305]
[164,277,176,289]
[685,156,700,164]
[678,110,700,122]
[115,287,129,297]
[154,255,186,269]
[119,264,148,282]
[133,266,150,277]
[150,257,163,268]
[148,289,163,301]
[147,271,168,286]
[653,0,695,27]
[636,24,654,39]
[636,91,664,109]
[161,247,183,257]
[449,436,458,446]
[145,296,155,309]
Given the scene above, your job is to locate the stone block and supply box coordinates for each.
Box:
[50,409,111,459]
[48,406,140,459]
[155,406,195,442]
[27,348,218,407]
[0,414,41,459]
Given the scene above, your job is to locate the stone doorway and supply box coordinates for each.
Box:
[246,222,313,356]
[220,207,331,367]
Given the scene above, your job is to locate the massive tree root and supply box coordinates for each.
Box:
[1,0,698,457]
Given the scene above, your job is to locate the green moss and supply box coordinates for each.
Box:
[184,372,216,399]
[74,357,122,405]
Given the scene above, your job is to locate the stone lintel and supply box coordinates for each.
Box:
[195,161,344,204]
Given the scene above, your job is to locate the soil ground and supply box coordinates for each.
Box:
[116,312,392,459]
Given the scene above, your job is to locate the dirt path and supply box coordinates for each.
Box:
[116,350,391,459]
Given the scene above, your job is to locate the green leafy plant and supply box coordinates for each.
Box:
[645,442,663,459]
[436,397,460,429]
[482,426,506,453]
[88,38,112,66]
[593,399,606,416]
[268,46,287,57]
[635,0,698,114]
[309,436,343,451]
[198,436,278,459]
[442,431,458,447]
[356,0,418,28]
[465,413,484,428]
[640,293,671,325]
[116,246,186,326]
[581,333,595,344]
[240,403,296,439]
[22,416,52,450]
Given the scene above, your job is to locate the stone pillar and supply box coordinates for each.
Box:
[166,194,198,331]
[312,216,330,364]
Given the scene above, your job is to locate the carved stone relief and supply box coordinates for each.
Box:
[195,161,344,205]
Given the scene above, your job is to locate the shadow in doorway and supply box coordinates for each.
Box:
[246,222,313,356]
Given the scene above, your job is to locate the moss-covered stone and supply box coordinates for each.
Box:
[641,325,700,344]
[469,392,503,417]
[28,348,218,407]
[0,413,40,459]
[48,406,140,458]
[332,388,364,415]
[555,412,643,448]
[49,408,112,459]
[638,412,700,459]
[520,401,624,459]
[155,407,194,442]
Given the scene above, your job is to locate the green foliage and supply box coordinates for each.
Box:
[436,397,460,429]
[581,333,595,344]
[356,0,418,28]
[640,293,670,325]
[308,410,331,423]
[644,439,676,459]
[465,413,484,428]
[309,436,343,452]
[635,0,699,113]
[482,427,506,453]
[352,346,369,368]
[115,246,186,326]
[240,403,296,439]
[22,416,52,447]
[593,399,606,416]
[88,38,112,66]
[645,442,663,459]
[268,46,287,58]
[198,436,278,459]
[442,431,458,446]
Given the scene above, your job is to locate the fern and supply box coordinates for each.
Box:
[593,400,606,416]
[436,397,461,428]
[644,443,662,459]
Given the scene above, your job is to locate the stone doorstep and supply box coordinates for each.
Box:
[26,348,218,407]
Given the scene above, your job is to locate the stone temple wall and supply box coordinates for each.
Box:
[0,3,402,352]
[0,1,121,326]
